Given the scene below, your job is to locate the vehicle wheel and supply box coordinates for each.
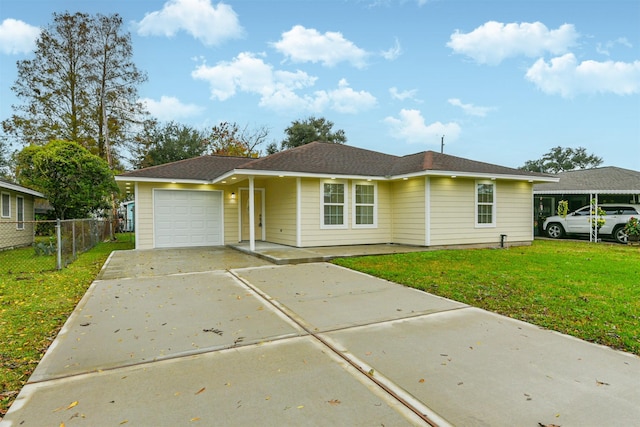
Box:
[546,223,565,239]
[613,226,628,244]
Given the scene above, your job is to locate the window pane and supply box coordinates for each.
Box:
[477,184,493,203]
[1,194,9,217]
[355,185,374,204]
[324,183,344,204]
[324,205,343,225]
[356,206,374,225]
[477,204,493,224]
[17,197,24,229]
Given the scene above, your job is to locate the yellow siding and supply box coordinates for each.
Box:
[391,178,426,246]
[299,178,393,247]
[429,178,533,246]
[133,176,534,250]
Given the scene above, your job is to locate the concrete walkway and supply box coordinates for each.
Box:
[2,247,639,426]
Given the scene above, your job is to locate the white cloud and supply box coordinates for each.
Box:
[389,87,418,101]
[448,98,494,117]
[140,96,204,120]
[0,18,40,55]
[596,37,632,56]
[525,53,640,97]
[135,0,243,46]
[381,38,402,60]
[192,52,376,114]
[447,21,579,65]
[319,79,377,114]
[272,25,368,68]
[384,109,461,144]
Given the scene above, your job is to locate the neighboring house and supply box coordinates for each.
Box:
[533,167,640,218]
[118,200,135,232]
[0,179,45,250]
[115,142,557,251]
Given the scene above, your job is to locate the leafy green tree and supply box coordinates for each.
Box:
[15,140,118,219]
[131,120,207,169]
[278,116,347,151]
[0,136,10,179]
[520,146,603,173]
[2,12,147,166]
[206,122,268,157]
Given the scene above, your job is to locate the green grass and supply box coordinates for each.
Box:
[0,237,58,275]
[0,234,134,417]
[333,240,640,356]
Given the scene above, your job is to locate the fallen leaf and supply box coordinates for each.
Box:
[190,417,200,422]
[297,405,304,409]
[119,421,128,425]
[418,378,425,383]
[60,423,65,427]
[195,387,206,395]
[327,399,341,406]
[596,379,610,386]
[67,401,79,410]
[367,369,374,376]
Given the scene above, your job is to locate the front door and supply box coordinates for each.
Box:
[240,189,264,241]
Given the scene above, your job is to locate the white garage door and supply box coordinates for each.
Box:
[154,190,223,248]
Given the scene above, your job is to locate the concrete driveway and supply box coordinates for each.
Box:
[3,247,640,426]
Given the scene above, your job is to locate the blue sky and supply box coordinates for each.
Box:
[1,0,639,170]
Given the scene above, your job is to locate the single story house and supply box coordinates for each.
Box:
[118,200,135,232]
[0,179,45,250]
[115,142,557,251]
[533,167,640,218]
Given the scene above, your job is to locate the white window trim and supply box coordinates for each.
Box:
[475,180,496,228]
[352,181,377,228]
[320,180,348,229]
[1,192,10,218]
[16,196,24,230]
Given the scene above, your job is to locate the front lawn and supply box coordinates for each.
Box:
[0,234,134,417]
[333,240,640,356]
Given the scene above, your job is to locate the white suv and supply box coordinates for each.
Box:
[543,204,640,243]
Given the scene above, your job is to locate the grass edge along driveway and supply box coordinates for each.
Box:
[1,234,135,417]
[333,240,640,357]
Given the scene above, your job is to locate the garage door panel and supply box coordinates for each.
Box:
[154,190,223,248]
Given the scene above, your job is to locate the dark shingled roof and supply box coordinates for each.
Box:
[117,141,552,181]
[239,142,398,176]
[118,155,252,180]
[534,166,640,193]
[389,150,547,177]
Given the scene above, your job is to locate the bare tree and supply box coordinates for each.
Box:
[2,12,147,167]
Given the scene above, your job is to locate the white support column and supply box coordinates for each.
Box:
[249,176,255,251]
[296,178,302,247]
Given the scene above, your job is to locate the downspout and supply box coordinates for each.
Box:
[425,177,431,246]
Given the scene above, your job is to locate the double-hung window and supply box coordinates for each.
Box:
[353,183,376,228]
[476,181,496,227]
[16,196,24,230]
[1,193,9,218]
[322,181,347,228]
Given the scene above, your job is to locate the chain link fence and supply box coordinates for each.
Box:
[0,219,113,274]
